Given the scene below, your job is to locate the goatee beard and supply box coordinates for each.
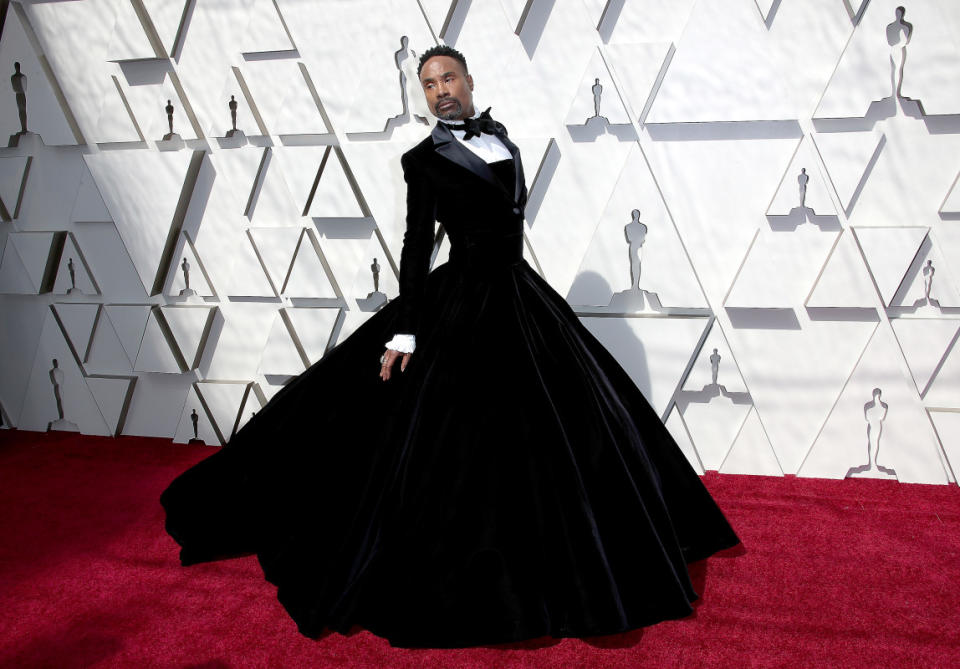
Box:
[435,99,463,120]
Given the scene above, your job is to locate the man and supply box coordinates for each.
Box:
[379,45,525,381]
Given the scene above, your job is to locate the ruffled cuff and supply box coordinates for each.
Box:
[384,333,416,353]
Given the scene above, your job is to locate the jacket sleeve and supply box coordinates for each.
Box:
[394,152,437,337]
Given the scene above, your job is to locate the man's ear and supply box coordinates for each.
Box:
[467,73,474,91]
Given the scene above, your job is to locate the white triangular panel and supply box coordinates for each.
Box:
[0,7,75,145]
[604,42,673,123]
[133,311,182,373]
[726,227,839,308]
[0,238,39,294]
[564,48,632,126]
[890,241,960,309]
[165,236,214,298]
[719,408,783,476]
[285,307,340,365]
[680,395,752,471]
[891,319,960,395]
[941,173,960,215]
[195,381,249,443]
[799,325,947,484]
[51,303,99,360]
[105,305,152,368]
[53,235,98,295]
[248,227,303,295]
[805,230,879,307]
[579,315,710,417]
[924,335,960,408]
[273,146,329,215]
[308,149,365,218]
[853,227,928,306]
[665,407,704,475]
[0,156,30,218]
[84,151,194,293]
[173,387,220,445]
[161,306,215,369]
[86,376,134,436]
[682,321,748,394]
[813,131,883,213]
[242,0,295,53]
[283,235,337,298]
[140,0,187,56]
[258,313,305,377]
[86,311,134,375]
[18,312,110,435]
[928,410,960,482]
[767,137,836,216]
[70,167,112,222]
[241,59,330,136]
[10,232,54,291]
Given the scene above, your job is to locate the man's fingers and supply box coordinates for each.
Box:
[400,352,411,372]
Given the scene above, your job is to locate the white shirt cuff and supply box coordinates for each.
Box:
[384,333,416,353]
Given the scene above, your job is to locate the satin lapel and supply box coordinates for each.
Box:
[497,133,526,206]
[431,123,499,191]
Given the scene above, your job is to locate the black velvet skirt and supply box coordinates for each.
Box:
[160,243,740,648]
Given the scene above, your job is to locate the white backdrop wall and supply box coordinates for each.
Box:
[1,0,959,484]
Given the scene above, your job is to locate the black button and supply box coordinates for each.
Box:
[512,207,521,215]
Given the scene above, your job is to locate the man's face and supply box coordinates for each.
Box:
[419,55,475,121]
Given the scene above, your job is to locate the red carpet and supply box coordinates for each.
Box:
[1,429,958,668]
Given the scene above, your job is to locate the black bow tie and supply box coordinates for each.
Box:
[447,108,504,140]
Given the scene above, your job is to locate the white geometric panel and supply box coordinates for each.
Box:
[812,130,884,215]
[240,59,330,136]
[889,237,960,309]
[853,227,929,307]
[173,386,220,446]
[195,381,250,443]
[0,237,37,294]
[682,321,748,394]
[133,310,182,374]
[805,230,880,308]
[767,137,836,216]
[85,309,135,376]
[247,227,304,295]
[120,373,192,438]
[646,0,795,122]
[103,0,155,62]
[304,148,366,219]
[719,408,783,476]
[9,232,55,292]
[725,226,839,308]
[643,135,799,308]
[117,70,197,142]
[203,303,277,380]
[0,156,30,221]
[816,0,960,118]
[258,311,305,377]
[84,150,196,294]
[664,407,704,475]
[140,0,187,57]
[283,232,337,298]
[941,173,960,215]
[104,305,152,369]
[890,319,960,396]
[242,0,296,53]
[52,235,99,296]
[86,375,135,436]
[927,409,960,482]
[579,315,710,418]
[17,311,110,436]
[72,223,148,301]
[164,235,214,299]
[679,395,752,472]
[566,144,707,309]
[245,149,303,225]
[334,308,377,347]
[924,333,960,408]
[728,316,879,474]
[272,146,331,216]
[799,324,948,484]
[527,134,632,298]
[564,47,632,126]
[314,223,397,301]
[51,303,99,362]
[285,307,340,365]
[0,6,76,145]
[161,305,216,370]
[603,42,673,123]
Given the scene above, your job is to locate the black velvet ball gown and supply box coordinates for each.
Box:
[160,126,740,649]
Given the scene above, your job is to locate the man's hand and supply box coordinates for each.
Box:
[380,348,412,381]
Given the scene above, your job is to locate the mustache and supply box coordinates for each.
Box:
[434,98,462,114]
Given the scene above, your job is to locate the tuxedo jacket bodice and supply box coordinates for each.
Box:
[395,122,528,336]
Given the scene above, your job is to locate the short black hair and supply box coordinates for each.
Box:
[417,45,468,77]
